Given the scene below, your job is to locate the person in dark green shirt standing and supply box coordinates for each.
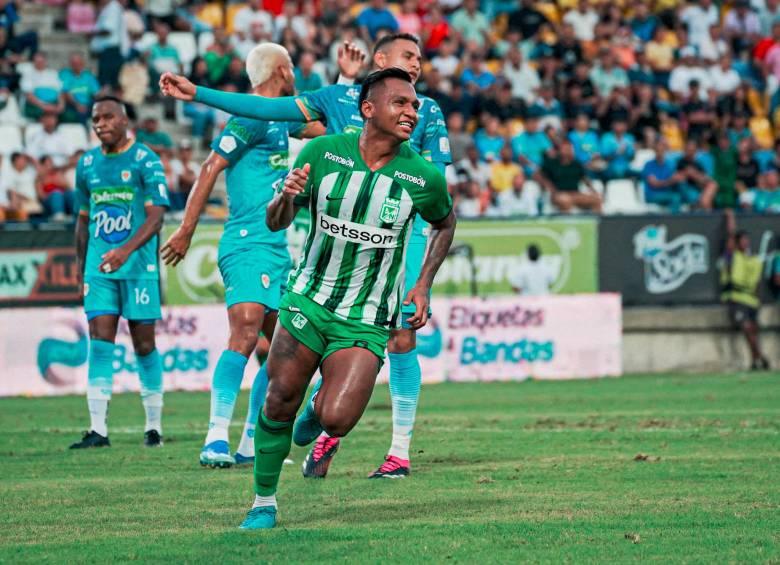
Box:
[720,209,770,370]
[711,133,738,209]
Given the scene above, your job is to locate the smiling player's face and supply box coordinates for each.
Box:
[363,78,419,142]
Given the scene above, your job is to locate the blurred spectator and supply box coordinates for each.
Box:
[220,57,250,91]
[456,145,492,191]
[552,24,583,76]
[35,155,74,221]
[450,0,490,49]
[474,115,504,162]
[204,28,236,84]
[27,112,76,167]
[509,244,554,295]
[461,53,495,91]
[735,138,761,194]
[169,138,199,211]
[118,53,149,108]
[60,54,99,124]
[681,0,720,51]
[709,53,741,96]
[589,50,629,97]
[669,48,711,101]
[147,21,181,85]
[274,2,309,41]
[396,0,421,37]
[502,47,539,105]
[563,0,599,42]
[420,4,449,54]
[431,39,459,78]
[456,180,483,219]
[484,82,524,122]
[568,113,600,168]
[699,24,729,63]
[723,0,761,54]
[642,139,697,213]
[233,0,273,41]
[496,171,538,216]
[600,119,636,180]
[627,46,655,86]
[146,0,179,29]
[511,113,553,175]
[182,57,216,144]
[681,80,716,142]
[90,0,128,88]
[645,27,675,84]
[490,146,522,193]
[538,140,602,213]
[0,0,38,59]
[67,0,96,33]
[675,139,718,210]
[446,112,472,163]
[530,82,563,130]
[135,116,173,154]
[756,0,780,36]
[740,169,780,212]
[21,53,63,120]
[0,152,39,221]
[295,51,322,92]
[236,21,272,60]
[507,0,549,39]
[711,132,738,209]
[357,0,398,43]
[629,2,657,43]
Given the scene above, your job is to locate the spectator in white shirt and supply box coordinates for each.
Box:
[563,0,599,42]
[20,53,64,120]
[90,0,128,87]
[457,145,492,191]
[456,180,483,219]
[724,0,761,46]
[497,172,539,216]
[0,153,40,221]
[431,39,460,79]
[755,0,780,35]
[698,24,730,63]
[234,21,271,60]
[509,244,556,296]
[669,47,712,101]
[273,2,309,41]
[501,47,540,105]
[709,53,741,94]
[680,0,720,50]
[233,0,273,41]
[26,112,77,167]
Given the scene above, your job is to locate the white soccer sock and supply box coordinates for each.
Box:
[388,427,412,461]
[252,494,277,509]
[88,398,109,437]
[205,417,231,445]
[236,422,255,456]
[142,393,163,433]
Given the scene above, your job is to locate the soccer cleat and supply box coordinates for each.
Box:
[368,455,410,479]
[751,357,770,371]
[301,435,340,478]
[239,506,277,530]
[292,395,322,447]
[144,430,163,447]
[199,440,236,468]
[69,430,110,449]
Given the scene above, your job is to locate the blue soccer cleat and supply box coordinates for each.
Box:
[199,440,236,468]
[292,391,322,447]
[234,452,253,465]
[239,506,277,530]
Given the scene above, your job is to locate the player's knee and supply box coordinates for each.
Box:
[133,337,156,357]
[317,405,357,438]
[228,323,260,357]
[388,328,416,353]
[263,382,298,421]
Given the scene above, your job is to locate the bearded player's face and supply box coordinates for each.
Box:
[366,78,419,142]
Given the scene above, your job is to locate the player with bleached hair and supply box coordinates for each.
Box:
[162,43,322,468]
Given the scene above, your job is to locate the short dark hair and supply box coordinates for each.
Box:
[372,32,420,55]
[358,68,413,118]
[93,95,127,115]
[528,244,541,262]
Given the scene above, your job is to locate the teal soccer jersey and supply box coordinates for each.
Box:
[210,117,294,309]
[75,142,170,280]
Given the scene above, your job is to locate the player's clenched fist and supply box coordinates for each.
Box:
[281,163,310,200]
[159,72,196,101]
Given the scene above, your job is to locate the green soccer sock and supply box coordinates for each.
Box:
[253,411,293,496]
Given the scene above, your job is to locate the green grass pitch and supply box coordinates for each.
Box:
[1,373,778,563]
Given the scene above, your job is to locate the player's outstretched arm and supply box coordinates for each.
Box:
[159,72,308,122]
[74,211,89,298]
[162,152,228,266]
[266,163,309,232]
[404,209,457,330]
[99,206,166,274]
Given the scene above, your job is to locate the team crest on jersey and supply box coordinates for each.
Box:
[379,197,401,223]
[260,273,270,289]
[83,154,93,166]
[291,313,308,330]
[346,88,359,100]
[135,149,148,161]
[121,170,131,182]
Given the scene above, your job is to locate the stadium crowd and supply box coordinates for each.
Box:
[3,0,780,223]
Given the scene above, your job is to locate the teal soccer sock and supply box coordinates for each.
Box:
[86,339,116,437]
[205,350,248,445]
[236,363,269,457]
[137,349,164,433]
[387,349,422,461]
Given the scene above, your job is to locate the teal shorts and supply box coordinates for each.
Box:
[218,247,291,310]
[84,277,162,321]
[401,231,431,326]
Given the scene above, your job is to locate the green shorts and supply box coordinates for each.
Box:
[278,292,389,365]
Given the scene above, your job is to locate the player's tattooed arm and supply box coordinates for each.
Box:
[162,152,228,266]
[74,212,89,297]
[404,209,456,330]
[267,163,310,231]
[99,206,166,274]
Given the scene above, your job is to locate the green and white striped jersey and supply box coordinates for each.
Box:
[289,133,452,328]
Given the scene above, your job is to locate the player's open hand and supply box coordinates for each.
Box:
[403,285,430,330]
[161,227,193,267]
[337,41,367,79]
[99,247,130,275]
[159,72,196,101]
[282,163,310,201]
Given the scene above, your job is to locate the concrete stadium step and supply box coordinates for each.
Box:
[18,2,65,34]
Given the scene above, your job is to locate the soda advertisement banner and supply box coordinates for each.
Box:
[432,218,598,296]
[0,305,260,397]
[0,295,620,397]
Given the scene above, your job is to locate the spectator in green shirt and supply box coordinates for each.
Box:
[135,116,173,154]
[204,27,236,84]
[711,133,738,208]
[294,51,323,93]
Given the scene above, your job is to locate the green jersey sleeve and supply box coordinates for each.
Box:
[290,137,323,207]
[411,164,452,224]
[139,150,171,208]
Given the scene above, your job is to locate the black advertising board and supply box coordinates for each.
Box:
[599,214,779,305]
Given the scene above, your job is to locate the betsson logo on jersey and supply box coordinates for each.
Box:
[323,151,354,168]
[394,170,426,187]
[318,214,398,248]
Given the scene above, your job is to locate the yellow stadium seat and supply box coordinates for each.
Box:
[747,88,769,117]
[493,13,508,36]
[484,59,502,74]
[534,3,561,25]
[197,3,224,30]
[226,3,246,34]
[749,117,774,149]
[509,119,525,137]
[350,2,367,18]
[661,120,684,151]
